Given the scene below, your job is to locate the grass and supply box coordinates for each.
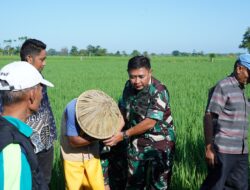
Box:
[0,55,249,189]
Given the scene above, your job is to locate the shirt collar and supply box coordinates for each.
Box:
[148,78,152,85]
[3,116,33,137]
[229,73,245,89]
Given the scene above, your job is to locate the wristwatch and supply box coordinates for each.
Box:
[122,131,129,140]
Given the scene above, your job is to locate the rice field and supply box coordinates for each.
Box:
[0,55,249,189]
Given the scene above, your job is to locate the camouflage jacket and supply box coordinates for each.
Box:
[119,77,175,152]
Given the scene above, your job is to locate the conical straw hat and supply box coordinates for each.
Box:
[76,90,121,139]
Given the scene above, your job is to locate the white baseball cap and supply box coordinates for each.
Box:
[0,61,54,91]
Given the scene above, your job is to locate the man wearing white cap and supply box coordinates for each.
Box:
[201,53,250,189]
[0,61,54,190]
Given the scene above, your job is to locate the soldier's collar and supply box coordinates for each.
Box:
[148,78,152,85]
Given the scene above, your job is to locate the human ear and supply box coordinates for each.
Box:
[27,89,36,110]
[26,55,33,64]
[236,66,242,74]
[149,69,152,76]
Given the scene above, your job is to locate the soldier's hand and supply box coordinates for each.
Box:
[205,144,217,167]
[103,132,123,147]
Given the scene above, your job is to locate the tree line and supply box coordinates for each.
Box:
[1,27,250,57]
[0,36,28,56]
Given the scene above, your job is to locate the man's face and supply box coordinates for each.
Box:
[128,67,152,91]
[236,65,250,85]
[27,49,46,72]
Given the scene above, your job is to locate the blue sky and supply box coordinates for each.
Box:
[1,0,250,54]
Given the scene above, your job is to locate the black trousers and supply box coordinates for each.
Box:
[200,152,248,190]
[36,146,54,189]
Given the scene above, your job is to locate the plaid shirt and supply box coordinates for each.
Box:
[206,74,249,154]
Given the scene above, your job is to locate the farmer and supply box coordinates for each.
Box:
[60,90,123,190]
[104,55,176,189]
[200,53,250,189]
[0,61,54,189]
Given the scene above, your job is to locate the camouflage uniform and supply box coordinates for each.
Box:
[100,140,128,190]
[120,77,175,190]
[100,100,129,190]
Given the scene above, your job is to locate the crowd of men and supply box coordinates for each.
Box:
[0,38,249,190]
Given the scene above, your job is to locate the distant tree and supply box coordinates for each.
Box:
[18,36,28,44]
[16,36,28,53]
[192,49,197,56]
[209,53,216,62]
[79,49,88,56]
[172,50,180,56]
[47,48,57,56]
[86,45,95,56]
[122,51,127,56]
[3,39,12,55]
[115,51,121,56]
[107,52,114,56]
[3,45,10,55]
[198,51,204,56]
[191,50,204,56]
[143,51,149,57]
[239,27,250,53]
[60,47,69,56]
[14,46,20,55]
[3,39,12,46]
[70,46,78,56]
[9,47,15,56]
[86,45,107,56]
[95,46,107,56]
[180,52,190,56]
[94,45,101,55]
[131,50,140,57]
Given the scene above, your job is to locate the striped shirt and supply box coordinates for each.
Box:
[206,74,249,154]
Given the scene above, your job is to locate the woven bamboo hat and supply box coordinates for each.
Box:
[76,90,121,139]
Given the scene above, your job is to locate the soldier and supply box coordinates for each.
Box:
[100,134,128,190]
[104,56,175,189]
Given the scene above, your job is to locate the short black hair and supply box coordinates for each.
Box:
[127,56,151,72]
[20,39,46,61]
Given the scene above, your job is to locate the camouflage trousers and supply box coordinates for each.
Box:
[126,141,175,190]
[100,141,128,190]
